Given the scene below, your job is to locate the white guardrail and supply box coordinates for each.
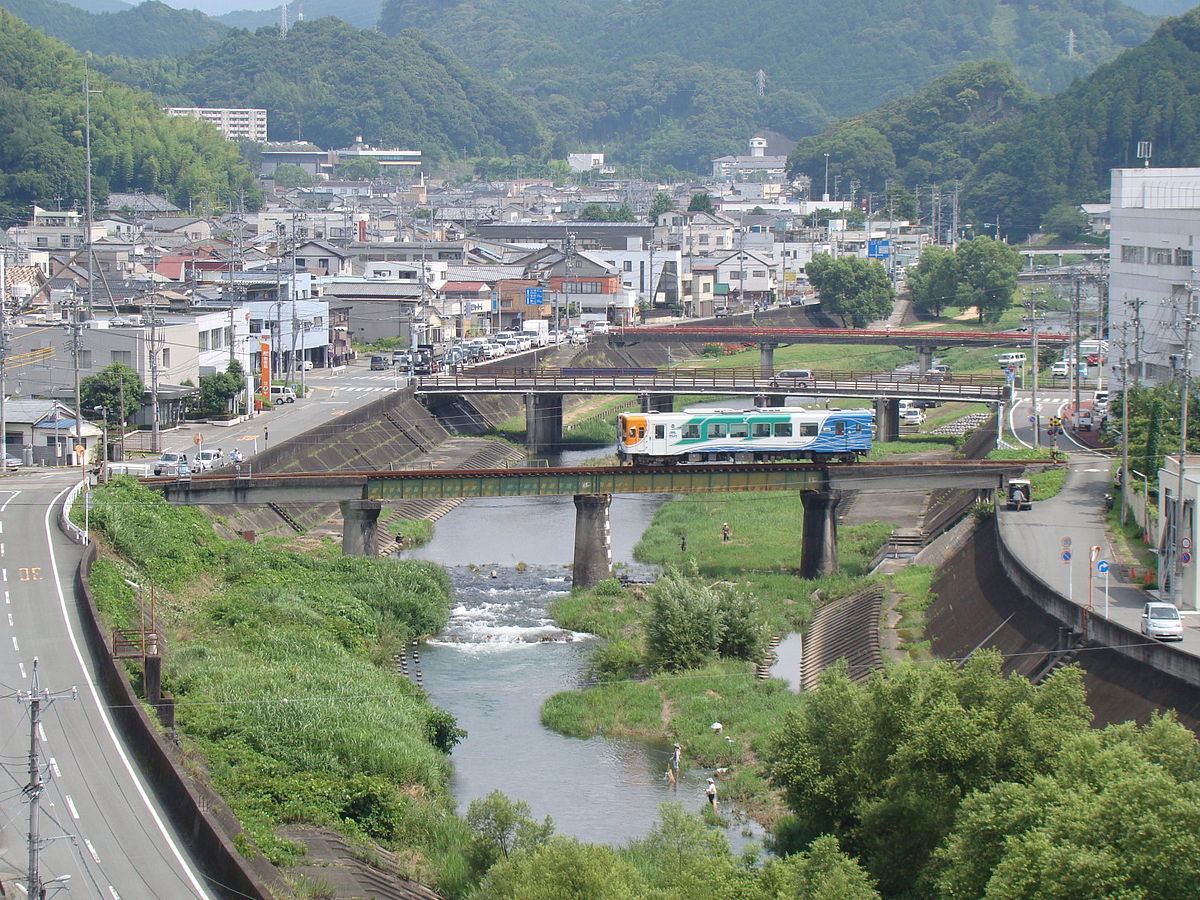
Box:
[60,477,90,545]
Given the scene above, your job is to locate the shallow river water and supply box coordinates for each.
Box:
[403,493,762,847]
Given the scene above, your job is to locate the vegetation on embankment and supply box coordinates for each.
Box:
[986,446,1066,499]
[81,480,477,893]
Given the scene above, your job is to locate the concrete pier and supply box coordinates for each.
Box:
[759,343,777,376]
[340,499,383,556]
[525,392,564,452]
[917,347,934,373]
[640,394,674,413]
[572,493,613,587]
[873,397,901,443]
[800,490,841,578]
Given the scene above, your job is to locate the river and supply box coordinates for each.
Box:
[403,490,762,847]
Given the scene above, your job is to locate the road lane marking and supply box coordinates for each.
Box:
[51,758,61,778]
[18,661,25,679]
[2,569,6,582]
[44,482,214,899]
[65,794,78,819]
[85,838,101,863]
[11,636,17,652]
[4,589,8,603]
[7,613,12,627]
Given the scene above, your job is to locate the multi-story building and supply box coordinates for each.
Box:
[1107,167,1200,385]
[163,107,268,143]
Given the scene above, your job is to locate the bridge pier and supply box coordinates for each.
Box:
[526,392,564,452]
[917,347,934,374]
[640,393,674,413]
[755,394,786,408]
[759,343,777,376]
[340,499,383,556]
[572,493,613,588]
[800,490,841,578]
[873,398,901,442]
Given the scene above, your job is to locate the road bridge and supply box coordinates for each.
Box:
[148,459,1050,587]
[415,366,1013,449]
[607,326,1070,376]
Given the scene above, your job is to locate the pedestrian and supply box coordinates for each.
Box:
[705,777,718,810]
[721,522,731,542]
[671,743,682,772]
[680,534,687,553]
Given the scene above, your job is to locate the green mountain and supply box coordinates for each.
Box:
[787,7,1200,237]
[97,17,545,159]
[217,0,381,29]
[0,0,228,57]
[0,9,260,221]
[57,0,130,11]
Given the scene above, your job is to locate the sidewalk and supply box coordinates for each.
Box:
[997,451,1200,654]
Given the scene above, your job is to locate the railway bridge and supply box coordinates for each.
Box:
[146,459,1050,587]
[415,367,1013,451]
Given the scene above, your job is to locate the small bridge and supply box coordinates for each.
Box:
[415,367,1014,450]
[148,459,1051,587]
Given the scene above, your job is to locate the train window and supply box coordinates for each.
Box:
[800,424,818,437]
[834,422,845,435]
[655,425,665,439]
[752,422,772,437]
[637,427,646,438]
[730,423,748,438]
[774,423,793,437]
[708,423,728,438]
[683,424,701,440]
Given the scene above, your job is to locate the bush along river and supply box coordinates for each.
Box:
[401,494,763,847]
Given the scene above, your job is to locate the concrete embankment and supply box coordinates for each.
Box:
[929,517,1200,730]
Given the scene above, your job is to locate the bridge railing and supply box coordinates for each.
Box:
[419,366,1010,398]
[609,326,1072,344]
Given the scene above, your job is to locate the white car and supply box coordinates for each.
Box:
[153,450,189,476]
[1141,602,1184,641]
[193,449,225,471]
[899,406,925,426]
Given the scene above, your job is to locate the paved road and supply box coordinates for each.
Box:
[0,473,213,898]
[1001,391,1200,653]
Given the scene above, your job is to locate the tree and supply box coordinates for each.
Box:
[272,163,313,188]
[760,834,881,900]
[472,837,644,899]
[688,192,714,213]
[954,236,1023,323]
[648,191,675,219]
[80,364,144,427]
[907,245,960,317]
[767,653,1092,896]
[883,185,917,221]
[805,255,894,327]
[465,790,554,876]
[1040,201,1088,242]
[336,157,382,180]
[645,568,724,671]
[191,361,245,418]
[623,804,756,899]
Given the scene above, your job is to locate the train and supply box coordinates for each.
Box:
[617,407,875,465]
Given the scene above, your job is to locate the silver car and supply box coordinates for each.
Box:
[1141,602,1184,641]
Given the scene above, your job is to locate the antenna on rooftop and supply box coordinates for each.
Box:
[1137,141,1153,168]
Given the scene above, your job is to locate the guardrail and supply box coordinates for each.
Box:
[60,478,89,545]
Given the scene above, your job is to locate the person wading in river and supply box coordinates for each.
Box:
[705,777,718,811]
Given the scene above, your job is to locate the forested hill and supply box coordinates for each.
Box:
[786,7,1200,238]
[0,0,227,57]
[217,0,381,29]
[96,18,545,160]
[0,9,260,223]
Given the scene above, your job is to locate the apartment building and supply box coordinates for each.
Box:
[163,107,268,143]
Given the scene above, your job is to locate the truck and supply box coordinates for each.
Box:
[522,320,549,347]
[411,344,443,375]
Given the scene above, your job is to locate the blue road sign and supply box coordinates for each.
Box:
[1096,560,1109,574]
[1028,415,1036,424]
[1184,551,1193,566]
[1062,550,1072,562]
[525,287,544,305]
[868,240,891,258]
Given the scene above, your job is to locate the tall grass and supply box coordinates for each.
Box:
[84,479,470,885]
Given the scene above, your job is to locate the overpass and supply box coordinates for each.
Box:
[414,366,1014,450]
[147,459,1051,587]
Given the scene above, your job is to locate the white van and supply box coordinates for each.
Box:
[270,385,297,405]
[997,352,1026,369]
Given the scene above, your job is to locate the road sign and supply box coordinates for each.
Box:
[1062,550,1072,562]
[1184,552,1193,566]
[525,287,544,305]
[1028,415,1036,424]
[1061,537,1072,548]
[193,433,203,446]
[1183,537,1193,551]
[1090,545,1101,563]
[1096,560,1109,574]
[868,240,891,258]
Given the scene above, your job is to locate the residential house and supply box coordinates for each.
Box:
[653,210,738,256]
[3,399,103,465]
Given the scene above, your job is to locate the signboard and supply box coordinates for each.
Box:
[1184,552,1193,566]
[259,339,271,396]
[525,287,544,305]
[1096,560,1109,574]
[1061,537,1072,548]
[868,240,891,259]
[1062,550,1072,562]
[1183,537,1193,551]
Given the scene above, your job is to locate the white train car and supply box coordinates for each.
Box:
[617,407,874,465]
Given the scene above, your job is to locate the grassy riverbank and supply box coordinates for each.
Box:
[81,480,477,893]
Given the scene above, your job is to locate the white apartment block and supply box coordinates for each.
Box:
[164,107,268,143]
[1108,168,1200,385]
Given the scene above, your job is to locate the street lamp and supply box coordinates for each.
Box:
[823,153,830,202]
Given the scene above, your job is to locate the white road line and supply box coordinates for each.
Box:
[0,491,18,512]
[43,482,214,899]
[51,758,61,778]
[18,661,25,679]
[108,885,122,899]
[4,589,8,603]
[7,613,12,626]
[2,569,6,582]
[66,794,79,819]
[85,838,101,864]
[11,636,17,652]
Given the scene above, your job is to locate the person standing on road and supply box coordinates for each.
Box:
[721,522,731,542]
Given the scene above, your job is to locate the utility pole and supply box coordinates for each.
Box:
[0,246,8,473]
[1120,319,1131,526]
[18,659,77,899]
[149,299,161,453]
[1127,296,1145,383]
[1171,311,1195,604]
[1026,290,1041,447]
[1072,271,1083,430]
[70,294,83,467]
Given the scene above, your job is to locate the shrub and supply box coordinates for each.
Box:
[646,568,724,671]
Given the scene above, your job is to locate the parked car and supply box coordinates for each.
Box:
[899,406,925,426]
[153,450,189,476]
[4,456,21,471]
[1141,601,1184,641]
[270,385,297,404]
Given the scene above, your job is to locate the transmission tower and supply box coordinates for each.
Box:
[755,69,767,97]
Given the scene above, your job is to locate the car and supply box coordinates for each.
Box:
[714,306,731,318]
[1087,353,1101,366]
[4,455,21,471]
[299,360,314,371]
[153,450,188,476]
[369,355,389,371]
[1051,361,1071,377]
[270,385,297,404]
[899,405,925,426]
[771,369,814,389]
[1141,601,1184,641]
[927,364,951,376]
[193,449,225,471]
